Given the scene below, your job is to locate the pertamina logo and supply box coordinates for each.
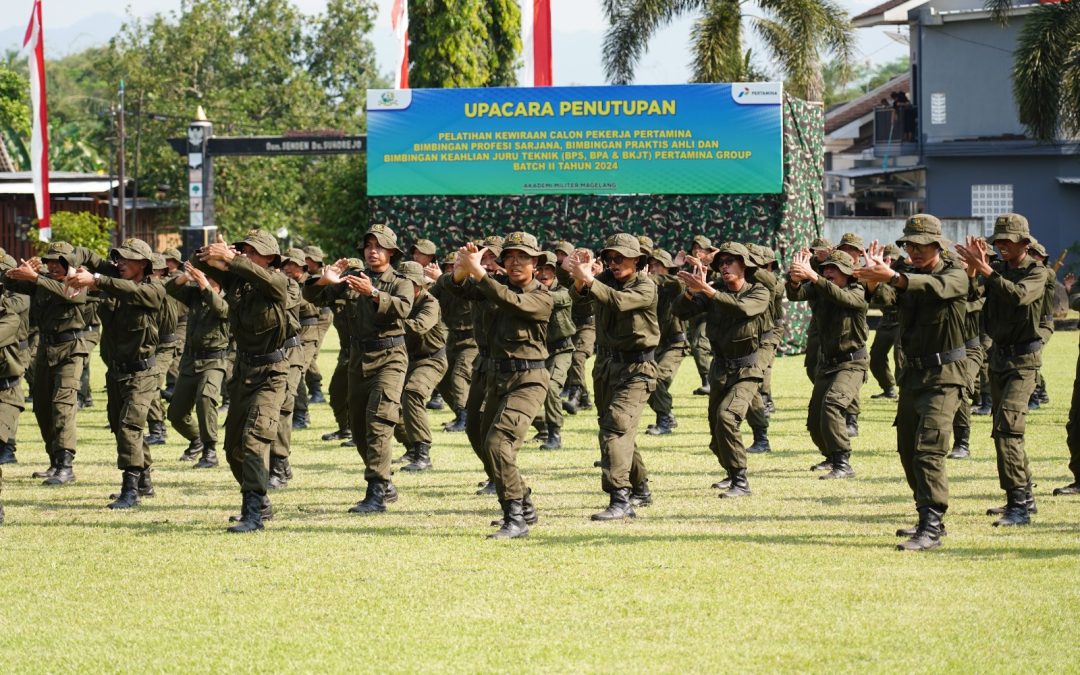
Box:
[731,82,783,105]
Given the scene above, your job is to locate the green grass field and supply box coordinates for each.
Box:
[1,328,1079,672]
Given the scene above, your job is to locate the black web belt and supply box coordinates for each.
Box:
[906,346,965,370]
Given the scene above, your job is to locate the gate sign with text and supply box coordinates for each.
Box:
[366,83,783,196]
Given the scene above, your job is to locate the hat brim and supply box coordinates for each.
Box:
[990,234,1030,244]
[500,244,543,259]
[111,247,150,262]
[361,232,403,254]
[819,260,854,276]
[600,245,644,259]
[896,234,946,248]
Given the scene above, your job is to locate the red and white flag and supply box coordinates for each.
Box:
[22,0,50,241]
[522,0,552,86]
[391,0,408,89]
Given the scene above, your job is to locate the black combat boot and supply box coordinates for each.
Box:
[227,491,266,533]
[179,438,203,462]
[531,424,548,442]
[693,377,711,396]
[562,386,581,415]
[845,413,859,438]
[540,425,562,450]
[810,458,833,472]
[711,476,732,490]
[107,468,141,510]
[268,456,289,489]
[144,421,167,446]
[475,479,497,495]
[948,426,970,459]
[194,442,219,469]
[719,469,751,498]
[0,443,16,465]
[349,480,388,513]
[229,493,273,523]
[896,506,944,551]
[384,481,398,503]
[629,479,653,507]
[991,488,1032,527]
[746,426,771,453]
[896,518,947,538]
[764,394,776,415]
[402,443,432,472]
[308,384,326,404]
[321,428,351,441]
[819,452,854,480]
[1037,382,1049,404]
[489,499,529,539]
[43,450,75,486]
[32,452,58,479]
[971,392,992,416]
[393,446,416,465]
[426,392,445,410]
[591,488,636,521]
[444,408,467,432]
[283,457,293,480]
[492,488,539,526]
[138,467,155,497]
[646,414,675,436]
[1053,480,1080,496]
[871,387,897,399]
[987,483,1038,516]
[1027,391,1040,411]
[577,388,593,410]
[291,412,309,430]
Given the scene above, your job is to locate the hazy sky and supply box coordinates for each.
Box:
[2,0,909,86]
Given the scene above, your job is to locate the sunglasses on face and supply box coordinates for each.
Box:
[604,254,627,266]
[716,256,739,267]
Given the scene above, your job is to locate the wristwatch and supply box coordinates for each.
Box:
[888,270,901,287]
[371,288,381,300]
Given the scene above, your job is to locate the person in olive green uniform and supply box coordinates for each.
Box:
[195,230,291,532]
[533,251,574,450]
[566,234,659,519]
[393,261,447,472]
[742,243,780,454]
[855,215,968,551]
[299,245,330,406]
[77,295,100,409]
[431,251,476,433]
[676,242,773,498]
[3,241,91,485]
[1026,239,1055,409]
[955,214,1044,527]
[803,237,833,385]
[144,254,179,446]
[0,285,27,524]
[442,236,504,495]
[166,261,229,468]
[686,234,716,396]
[454,233,552,539]
[787,250,869,479]
[288,247,322,432]
[645,249,688,436]
[319,264,358,444]
[162,248,188,397]
[947,251,985,460]
[68,239,165,508]
[304,225,414,514]
[869,245,904,399]
[561,239,597,415]
[1052,272,1080,496]
[267,249,308,488]
[0,252,28,466]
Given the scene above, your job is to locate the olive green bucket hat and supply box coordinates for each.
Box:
[637,235,654,257]
[1027,237,1048,258]
[441,250,457,268]
[398,261,426,287]
[361,223,404,254]
[600,232,645,260]
[235,229,282,265]
[649,248,676,270]
[41,241,75,263]
[537,251,558,269]
[809,237,832,251]
[691,234,713,251]
[896,214,947,248]
[500,231,543,259]
[819,250,855,276]
[553,240,575,256]
[162,247,183,263]
[345,258,365,271]
[151,253,167,270]
[412,239,437,256]
[710,241,756,271]
[481,235,505,258]
[282,247,307,267]
[838,232,866,253]
[303,245,326,264]
[746,243,775,268]
[111,238,154,262]
[990,213,1031,244]
[882,243,904,260]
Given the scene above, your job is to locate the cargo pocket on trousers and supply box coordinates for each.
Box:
[724,387,752,425]
[493,400,532,439]
[246,406,279,443]
[993,406,1026,438]
[917,424,943,455]
[121,397,151,431]
[372,390,401,425]
[824,386,853,411]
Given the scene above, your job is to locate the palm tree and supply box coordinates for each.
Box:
[986,0,1080,141]
[601,0,855,101]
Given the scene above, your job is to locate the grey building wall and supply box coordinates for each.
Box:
[916,13,1025,143]
[925,155,1080,259]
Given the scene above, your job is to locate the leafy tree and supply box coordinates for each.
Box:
[29,211,115,256]
[823,56,909,107]
[407,0,521,88]
[602,0,855,101]
[987,0,1080,141]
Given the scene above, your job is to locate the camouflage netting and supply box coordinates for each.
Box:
[369,95,824,354]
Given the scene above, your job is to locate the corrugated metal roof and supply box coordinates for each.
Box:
[827,165,925,179]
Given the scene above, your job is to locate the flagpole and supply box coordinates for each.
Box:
[22,0,51,241]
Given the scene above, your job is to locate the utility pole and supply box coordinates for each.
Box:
[132,90,143,233]
[117,80,126,243]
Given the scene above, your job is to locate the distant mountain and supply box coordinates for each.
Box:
[0,12,124,58]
